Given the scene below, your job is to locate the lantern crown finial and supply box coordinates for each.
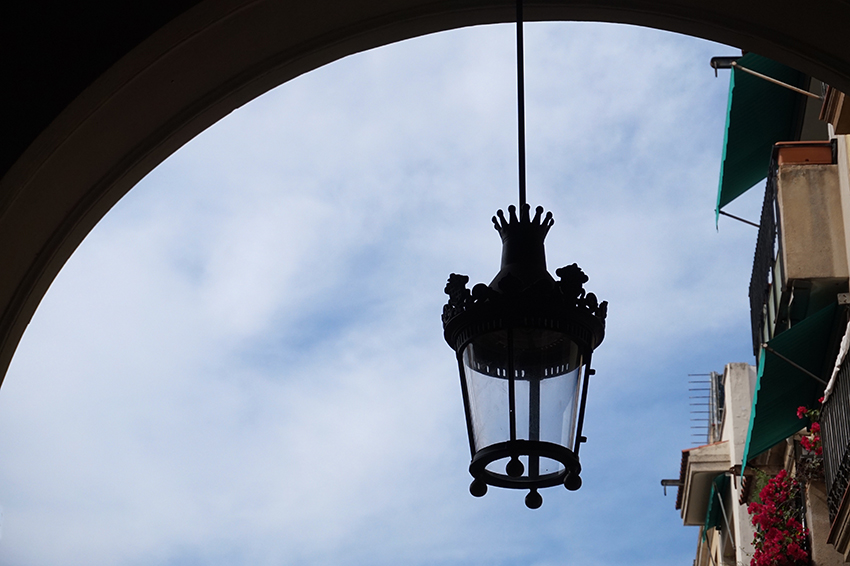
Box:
[491,204,554,240]
[489,204,555,293]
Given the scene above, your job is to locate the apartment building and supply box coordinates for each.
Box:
[672,52,850,565]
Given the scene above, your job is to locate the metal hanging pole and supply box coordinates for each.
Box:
[718,209,760,228]
[731,62,823,100]
[516,0,527,209]
[761,343,829,386]
[710,57,823,100]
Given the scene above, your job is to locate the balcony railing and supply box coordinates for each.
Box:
[747,141,841,356]
[824,352,850,522]
[749,170,780,355]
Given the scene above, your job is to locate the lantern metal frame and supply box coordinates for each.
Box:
[442,204,607,507]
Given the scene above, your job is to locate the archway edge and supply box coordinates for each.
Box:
[1,0,849,384]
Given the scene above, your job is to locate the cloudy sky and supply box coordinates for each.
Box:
[0,21,765,566]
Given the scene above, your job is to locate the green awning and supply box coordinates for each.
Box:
[742,302,837,467]
[704,474,730,535]
[716,53,807,217]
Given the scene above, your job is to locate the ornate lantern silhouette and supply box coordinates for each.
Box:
[441,0,607,509]
[442,204,606,508]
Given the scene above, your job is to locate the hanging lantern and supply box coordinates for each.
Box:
[440,0,607,508]
[442,204,607,508]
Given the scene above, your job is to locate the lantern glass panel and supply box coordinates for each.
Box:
[462,328,584,456]
[463,339,510,451]
[514,364,583,449]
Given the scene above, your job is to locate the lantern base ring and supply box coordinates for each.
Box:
[469,440,581,490]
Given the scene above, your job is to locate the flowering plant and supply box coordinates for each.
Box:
[747,470,808,566]
[800,421,822,455]
[797,399,824,478]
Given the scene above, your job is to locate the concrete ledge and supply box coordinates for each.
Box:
[680,441,731,526]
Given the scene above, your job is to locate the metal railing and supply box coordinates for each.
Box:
[747,140,838,356]
[709,371,725,444]
[824,351,850,522]
[749,168,779,356]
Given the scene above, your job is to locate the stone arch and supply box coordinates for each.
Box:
[2,0,850,382]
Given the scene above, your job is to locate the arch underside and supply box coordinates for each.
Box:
[1,0,849,383]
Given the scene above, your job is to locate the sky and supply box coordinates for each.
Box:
[0,21,768,566]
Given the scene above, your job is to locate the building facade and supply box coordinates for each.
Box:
[673,53,850,565]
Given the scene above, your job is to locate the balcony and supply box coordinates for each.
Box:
[824,345,850,559]
[677,441,730,526]
[825,349,850,519]
[749,141,846,355]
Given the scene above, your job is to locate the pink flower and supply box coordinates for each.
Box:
[819,396,825,404]
[797,406,807,419]
[811,422,821,433]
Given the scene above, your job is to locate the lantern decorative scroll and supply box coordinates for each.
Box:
[442,203,607,508]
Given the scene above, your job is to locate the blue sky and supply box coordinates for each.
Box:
[0,21,764,566]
